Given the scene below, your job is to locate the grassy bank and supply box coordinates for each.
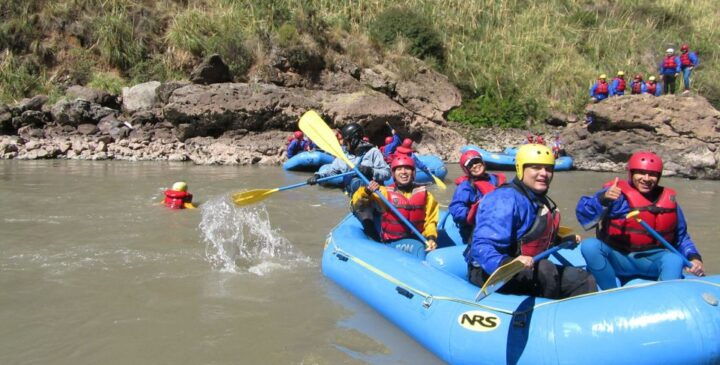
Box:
[1,0,718,127]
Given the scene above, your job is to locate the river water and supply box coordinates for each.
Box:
[1,160,719,364]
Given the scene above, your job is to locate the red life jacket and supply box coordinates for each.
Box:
[663,55,677,69]
[506,181,561,256]
[464,173,507,225]
[614,77,626,92]
[596,81,609,95]
[646,82,657,95]
[680,53,693,67]
[380,185,427,241]
[164,190,193,209]
[631,81,643,94]
[600,180,677,252]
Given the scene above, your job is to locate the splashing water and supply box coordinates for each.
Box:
[199,196,311,274]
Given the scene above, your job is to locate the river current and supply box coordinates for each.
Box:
[1,160,718,364]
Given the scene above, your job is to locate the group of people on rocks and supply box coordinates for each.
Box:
[317,123,704,300]
[590,44,699,102]
[526,133,566,158]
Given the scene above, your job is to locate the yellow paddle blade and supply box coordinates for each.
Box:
[231,188,279,207]
[558,226,574,236]
[626,210,640,220]
[476,259,526,301]
[299,110,355,169]
[183,202,197,209]
[431,174,447,190]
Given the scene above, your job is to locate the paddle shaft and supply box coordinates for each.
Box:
[277,171,356,192]
[633,218,692,268]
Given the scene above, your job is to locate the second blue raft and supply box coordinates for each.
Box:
[283,151,335,171]
[462,145,573,171]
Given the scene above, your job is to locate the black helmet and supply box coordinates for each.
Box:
[341,123,364,151]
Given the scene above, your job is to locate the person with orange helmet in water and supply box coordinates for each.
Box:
[163,182,196,209]
[678,44,699,93]
[576,151,704,290]
[351,154,439,257]
[449,150,506,243]
[589,74,610,102]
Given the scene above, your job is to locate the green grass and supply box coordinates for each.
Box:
[0,0,717,123]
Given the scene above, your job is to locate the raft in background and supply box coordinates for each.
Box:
[323,212,720,364]
[317,154,448,187]
[283,151,335,171]
[462,145,573,171]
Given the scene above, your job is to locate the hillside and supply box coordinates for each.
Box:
[1,0,719,126]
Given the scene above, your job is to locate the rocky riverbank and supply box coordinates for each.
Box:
[1,55,719,179]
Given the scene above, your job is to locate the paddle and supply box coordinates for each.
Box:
[474,228,577,301]
[231,171,356,207]
[299,110,430,246]
[385,121,446,190]
[626,210,692,268]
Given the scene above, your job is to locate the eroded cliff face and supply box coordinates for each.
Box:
[563,94,720,179]
[0,55,466,164]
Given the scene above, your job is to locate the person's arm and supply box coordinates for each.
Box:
[287,140,299,158]
[609,80,617,96]
[589,83,596,97]
[449,182,473,226]
[469,190,518,274]
[316,157,347,178]
[641,82,647,94]
[423,192,439,240]
[674,205,701,260]
[675,57,682,73]
[363,148,391,182]
[383,134,401,157]
[691,52,699,67]
[575,185,629,230]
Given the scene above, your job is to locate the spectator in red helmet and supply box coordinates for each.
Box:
[679,44,699,93]
[449,150,506,243]
[630,74,647,95]
[286,131,306,158]
[576,151,704,290]
[351,155,439,257]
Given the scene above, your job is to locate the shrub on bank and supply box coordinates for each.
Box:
[369,7,444,64]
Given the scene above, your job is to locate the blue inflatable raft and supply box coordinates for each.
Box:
[323,212,720,364]
[462,145,573,172]
[283,151,335,171]
[317,155,448,187]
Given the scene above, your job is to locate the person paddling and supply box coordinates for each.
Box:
[466,144,596,299]
[575,152,704,289]
[351,155,439,257]
[449,150,506,243]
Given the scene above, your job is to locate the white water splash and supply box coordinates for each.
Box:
[199,195,311,274]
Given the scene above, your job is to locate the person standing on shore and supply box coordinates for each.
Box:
[589,74,610,102]
[658,48,681,95]
[610,71,627,96]
[679,44,699,94]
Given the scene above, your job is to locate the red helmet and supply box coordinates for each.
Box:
[390,155,415,170]
[294,131,303,139]
[459,150,483,176]
[526,134,534,143]
[362,136,369,142]
[634,73,643,80]
[627,151,663,178]
[401,138,413,148]
[395,146,413,155]
[680,44,689,52]
[384,136,393,145]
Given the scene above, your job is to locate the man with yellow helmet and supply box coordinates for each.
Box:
[610,71,627,96]
[644,75,661,96]
[465,144,596,299]
[589,74,610,102]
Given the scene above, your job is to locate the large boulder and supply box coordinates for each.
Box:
[564,95,720,179]
[122,81,161,113]
[51,99,117,126]
[66,85,120,109]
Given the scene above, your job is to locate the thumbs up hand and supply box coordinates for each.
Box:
[601,177,622,205]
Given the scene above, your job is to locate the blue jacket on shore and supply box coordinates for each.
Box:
[286,139,306,158]
[659,56,681,75]
[629,80,647,94]
[449,173,503,242]
[609,78,626,96]
[681,52,699,68]
[575,184,700,259]
[589,82,610,101]
[466,180,550,274]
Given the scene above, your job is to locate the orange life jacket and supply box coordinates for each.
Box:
[464,173,507,225]
[614,77,626,92]
[600,180,677,252]
[680,53,693,67]
[380,185,427,241]
[507,181,561,257]
[663,55,677,69]
[631,81,643,94]
[596,81,609,95]
[646,82,657,95]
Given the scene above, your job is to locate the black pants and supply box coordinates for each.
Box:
[469,259,597,299]
[662,74,676,95]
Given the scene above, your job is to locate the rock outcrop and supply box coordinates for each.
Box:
[563,94,720,179]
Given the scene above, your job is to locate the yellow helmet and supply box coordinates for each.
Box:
[649,76,656,81]
[617,71,625,76]
[172,181,188,192]
[599,74,607,79]
[515,144,555,180]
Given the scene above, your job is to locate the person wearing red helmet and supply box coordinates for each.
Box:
[351,155,439,257]
[576,151,704,290]
[401,138,413,148]
[679,44,699,93]
[286,131,306,159]
[448,150,506,243]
